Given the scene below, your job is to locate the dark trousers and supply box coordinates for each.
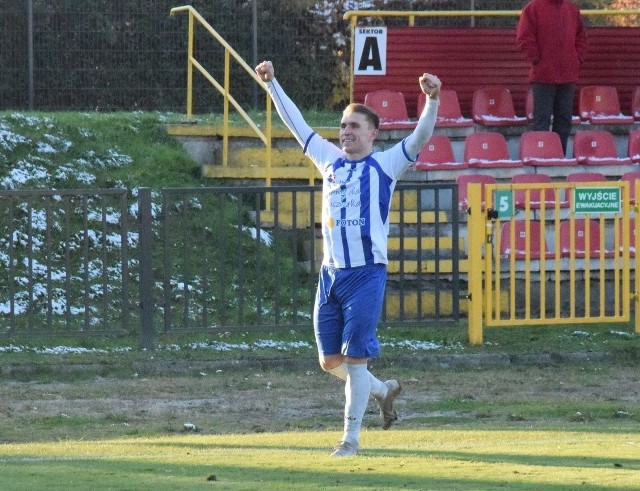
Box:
[531,83,576,156]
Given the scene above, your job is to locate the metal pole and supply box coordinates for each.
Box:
[138,188,155,350]
[467,183,484,345]
[252,0,258,109]
[27,0,34,109]
[470,0,475,28]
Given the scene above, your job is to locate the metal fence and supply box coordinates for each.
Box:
[0,188,133,336]
[465,179,640,345]
[4,0,622,112]
[0,184,461,346]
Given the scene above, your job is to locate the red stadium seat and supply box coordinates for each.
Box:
[628,130,640,164]
[414,135,467,171]
[417,89,473,127]
[572,130,632,166]
[559,219,614,258]
[463,132,523,168]
[456,174,496,211]
[620,171,640,205]
[519,131,578,166]
[472,86,528,126]
[511,173,564,209]
[632,86,640,121]
[578,86,634,124]
[364,90,416,130]
[566,171,607,184]
[500,220,552,259]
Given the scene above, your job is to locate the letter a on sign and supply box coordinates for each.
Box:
[354,27,387,75]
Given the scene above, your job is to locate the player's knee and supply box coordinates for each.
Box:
[319,360,334,372]
[319,355,343,372]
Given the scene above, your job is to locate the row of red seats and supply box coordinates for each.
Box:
[456,171,640,212]
[414,130,640,171]
[499,218,633,260]
[365,85,640,129]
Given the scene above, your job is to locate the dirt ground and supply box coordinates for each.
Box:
[1,355,639,443]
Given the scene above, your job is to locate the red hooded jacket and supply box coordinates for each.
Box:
[516,0,588,84]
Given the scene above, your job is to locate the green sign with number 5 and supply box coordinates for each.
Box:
[495,190,513,219]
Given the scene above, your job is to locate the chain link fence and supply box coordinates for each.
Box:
[2,0,625,112]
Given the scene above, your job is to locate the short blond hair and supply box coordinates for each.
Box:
[343,103,380,130]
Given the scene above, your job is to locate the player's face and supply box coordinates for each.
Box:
[339,112,377,160]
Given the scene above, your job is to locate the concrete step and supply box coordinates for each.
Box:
[384,290,467,317]
[387,259,472,274]
[389,210,449,224]
[387,236,464,252]
[204,165,318,181]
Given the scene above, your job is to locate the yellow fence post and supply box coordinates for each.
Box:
[186,10,194,119]
[636,180,640,334]
[467,183,484,345]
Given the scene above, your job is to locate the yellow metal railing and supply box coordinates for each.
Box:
[170,5,274,189]
[343,9,640,25]
[343,9,640,103]
[467,180,640,345]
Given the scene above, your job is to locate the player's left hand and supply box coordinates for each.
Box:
[419,73,441,99]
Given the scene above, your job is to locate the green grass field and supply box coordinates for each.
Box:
[2,111,639,490]
[1,427,638,490]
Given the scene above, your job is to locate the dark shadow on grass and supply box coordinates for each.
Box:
[143,440,640,471]
[0,456,631,490]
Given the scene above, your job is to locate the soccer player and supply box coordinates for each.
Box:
[256,60,441,457]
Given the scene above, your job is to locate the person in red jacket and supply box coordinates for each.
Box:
[517,0,588,155]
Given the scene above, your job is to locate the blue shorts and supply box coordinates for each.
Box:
[313,264,387,359]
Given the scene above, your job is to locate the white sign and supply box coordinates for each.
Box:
[354,27,387,75]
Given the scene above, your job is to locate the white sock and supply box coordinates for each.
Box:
[342,363,371,445]
[369,372,388,400]
[328,363,386,400]
[327,364,348,381]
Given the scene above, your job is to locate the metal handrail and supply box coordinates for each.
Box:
[343,9,640,104]
[343,9,640,24]
[170,5,274,189]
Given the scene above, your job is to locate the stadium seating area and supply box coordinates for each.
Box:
[365,85,638,131]
[363,89,417,129]
[498,217,617,260]
[519,131,578,167]
[414,134,468,171]
[633,87,640,122]
[351,26,640,275]
[471,86,528,127]
[579,86,634,125]
[463,132,523,169]
[417,90,473,128]
[455,174,496,211]
[411,128,639,174]
[365,86,639,262]
[572,130,633,166]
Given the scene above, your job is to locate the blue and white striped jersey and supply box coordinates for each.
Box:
[305,136,413,268]
[266,79,438,269]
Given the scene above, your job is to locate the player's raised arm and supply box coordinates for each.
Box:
[255,60,314,148]
[404,72,441,158]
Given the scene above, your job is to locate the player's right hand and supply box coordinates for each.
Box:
[255,61,274,82]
